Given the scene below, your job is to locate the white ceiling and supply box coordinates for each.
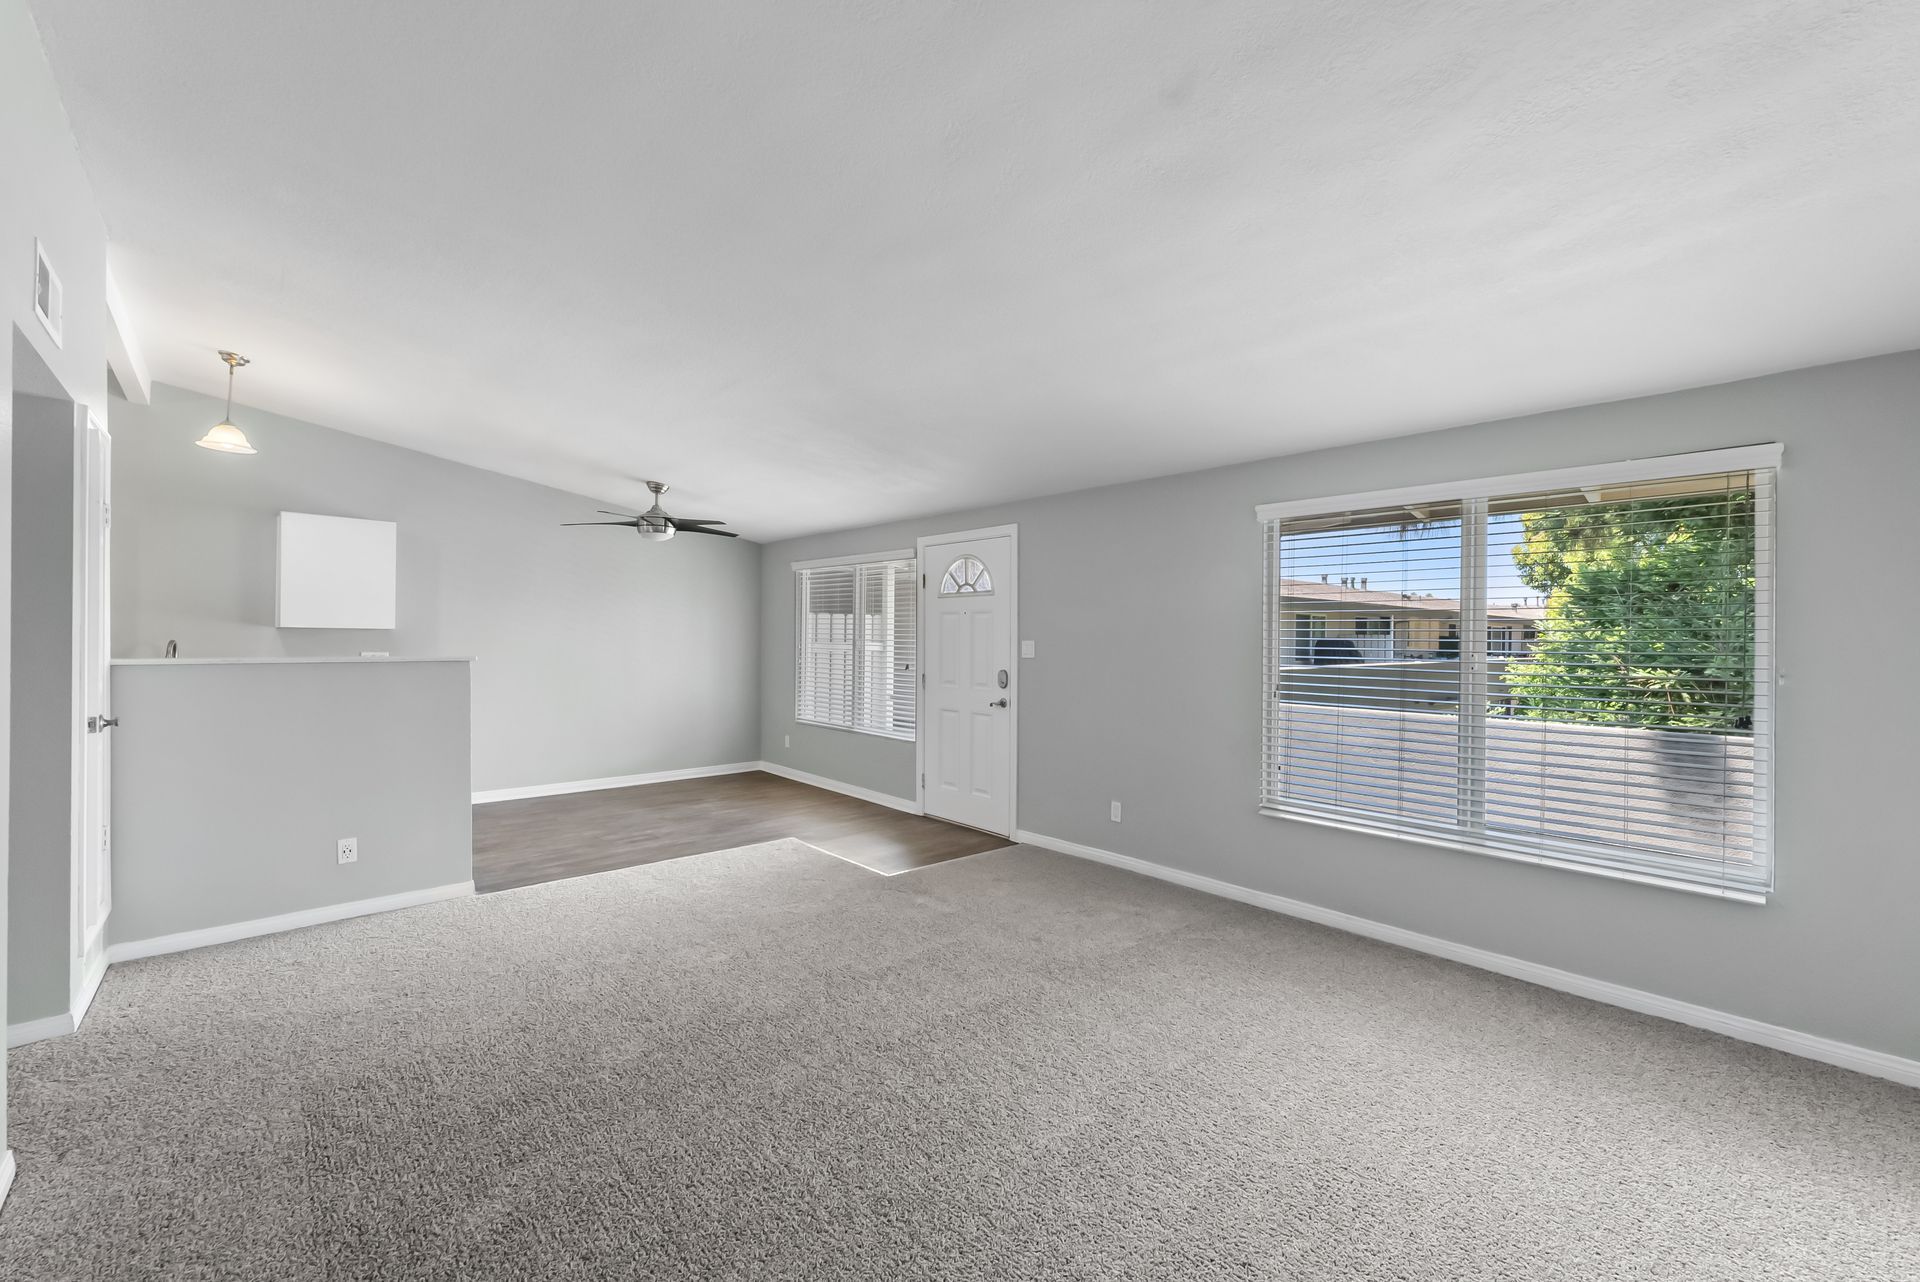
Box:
[30,1,1920,541]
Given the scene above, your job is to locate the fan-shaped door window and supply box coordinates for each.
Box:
[939,555,993,596]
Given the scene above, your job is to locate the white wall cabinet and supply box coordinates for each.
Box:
[276,512,397,629]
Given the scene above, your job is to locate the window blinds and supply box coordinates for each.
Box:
[1261,448,1776,899]
[796,558,917,739]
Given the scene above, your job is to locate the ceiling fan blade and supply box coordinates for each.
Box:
[667,516,727,527]
[672,524,739,538]
[596,510,640,519]
[563,520,642,527]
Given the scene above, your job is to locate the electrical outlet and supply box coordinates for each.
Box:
[1110,801,1122,822]
[337,837,358,865]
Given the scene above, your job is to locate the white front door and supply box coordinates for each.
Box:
[77,413,112,957]
[919,530,1015,836]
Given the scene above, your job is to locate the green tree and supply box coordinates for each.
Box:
[1503,491,1755,730]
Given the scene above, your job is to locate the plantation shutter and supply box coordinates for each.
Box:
[796,556,917,739]
[1260,447,1776,900]
[796,565,857,727]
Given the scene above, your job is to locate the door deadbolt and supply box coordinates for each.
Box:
[997,668,1009,689]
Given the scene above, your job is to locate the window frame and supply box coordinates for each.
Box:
[1257,444,1780,903]
[793,550,918,741]
[938,553,994,596]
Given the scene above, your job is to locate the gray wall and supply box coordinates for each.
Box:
[112,384,762,793]
[2,0,112,1169]
[8,385,79,1025]
[760,350,1920,1062]
[109,660,473,945]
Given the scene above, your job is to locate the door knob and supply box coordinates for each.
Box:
[988,698,1009,709]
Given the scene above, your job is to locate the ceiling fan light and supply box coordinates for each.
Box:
[638,526,675,542]
[195,421,257,454]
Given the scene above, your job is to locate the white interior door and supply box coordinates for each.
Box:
[76,414,111,957]
[920,530,1015,835]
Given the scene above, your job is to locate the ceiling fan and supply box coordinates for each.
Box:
[564,480,737,541]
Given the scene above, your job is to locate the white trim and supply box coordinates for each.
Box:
[6,1011,75,1049]
[913,522,1022,545]
[756,760,920,814]
[5,946,113,1048]
[1013,829,1920,1090]
[1254,443,1784,522]
[789,548,913,572]
[104,262,151,405]
[1261,805,1768,903]
[0,1150,15,1215]
[792,715,914,743]
[472,761,759,804]
[105,881,474,964]
[915,524,1019,831]
[71,945,108,1030]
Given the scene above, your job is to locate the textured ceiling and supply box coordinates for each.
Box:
[29,0,1920,540]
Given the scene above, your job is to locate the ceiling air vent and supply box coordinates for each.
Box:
[33,239,63,348]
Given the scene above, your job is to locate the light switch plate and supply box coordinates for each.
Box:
[1021,639,1035,658]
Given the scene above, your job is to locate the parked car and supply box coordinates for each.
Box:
[1311,637,1364,665]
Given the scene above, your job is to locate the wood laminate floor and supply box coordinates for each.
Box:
[473,770,1013,893]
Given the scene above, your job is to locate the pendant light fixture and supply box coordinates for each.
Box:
[195,350,257,454]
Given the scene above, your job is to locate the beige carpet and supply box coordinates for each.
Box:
[2,840,1915,1280]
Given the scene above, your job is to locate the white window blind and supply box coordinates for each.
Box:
[796,557,917,739]
[1260,447,1776,900]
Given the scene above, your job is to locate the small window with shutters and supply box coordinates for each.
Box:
[795,554,917,739]
[1259,445,1778,901]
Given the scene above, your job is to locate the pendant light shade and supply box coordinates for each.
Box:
[195,421,256,454]
[197,351,257,454]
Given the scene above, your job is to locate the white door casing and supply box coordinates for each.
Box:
[917,527,1016,836]
[76,413,111,958]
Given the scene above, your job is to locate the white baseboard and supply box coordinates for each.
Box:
[1014,829,1920,1090]
[0,1150,15,1216]
[6,1010,74,1049]
[5,947,114,1048]
[106,881,475,964]
[473,761,760,805]
[756,761,920,815]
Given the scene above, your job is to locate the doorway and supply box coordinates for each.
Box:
[6,330,111,1039]
[916,525,1016,837]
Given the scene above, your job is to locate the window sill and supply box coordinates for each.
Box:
[1259,805,1769,904]
[794,717,914,744]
